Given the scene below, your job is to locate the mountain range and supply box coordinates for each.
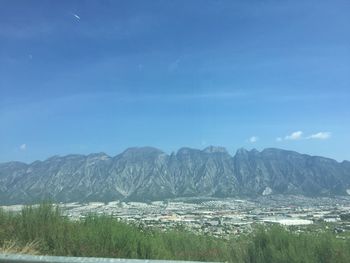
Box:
[0,147,349,205]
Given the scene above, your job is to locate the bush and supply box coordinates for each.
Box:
[244,225,350,263]
[0,204,349,262]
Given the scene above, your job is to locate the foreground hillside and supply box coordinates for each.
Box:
[1,147,350,204]
[0,204,349,262]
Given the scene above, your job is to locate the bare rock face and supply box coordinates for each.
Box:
[0,147,349,204]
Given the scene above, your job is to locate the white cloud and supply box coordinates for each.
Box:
[19,144,26,151]
[279,131,331,141]
[249,136,258,143]
[308,132,331,140]
[285,131,303,140]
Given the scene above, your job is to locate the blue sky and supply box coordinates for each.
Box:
[1,0,349,163]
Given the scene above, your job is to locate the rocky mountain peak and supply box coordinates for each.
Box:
[177,147,202,155]
[87,152,111,161]
[202,146,229,154]
[120,147,164,157]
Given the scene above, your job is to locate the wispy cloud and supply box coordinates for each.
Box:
[308,132,331,140]
[249,136,258,143]
[0,23,54,39]
[276,137,283,142]
[285,131,303,140]
[90,90,249,102]
[19,144,26,151]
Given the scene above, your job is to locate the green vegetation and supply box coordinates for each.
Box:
[1,204,349,262]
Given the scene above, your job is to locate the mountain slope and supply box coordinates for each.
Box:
[0,147,349,204]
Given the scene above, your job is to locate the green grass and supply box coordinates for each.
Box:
[0,203,349,262]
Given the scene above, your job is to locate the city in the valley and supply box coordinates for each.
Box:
[2,195,350,238]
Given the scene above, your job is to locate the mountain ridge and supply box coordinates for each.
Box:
[0,147,349,205]
[2,147,346,166]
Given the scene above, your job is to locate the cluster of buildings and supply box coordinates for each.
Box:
[2,195,350,238]
[61,195,350,237]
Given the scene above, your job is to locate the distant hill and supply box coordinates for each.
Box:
[0,147,349,204]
